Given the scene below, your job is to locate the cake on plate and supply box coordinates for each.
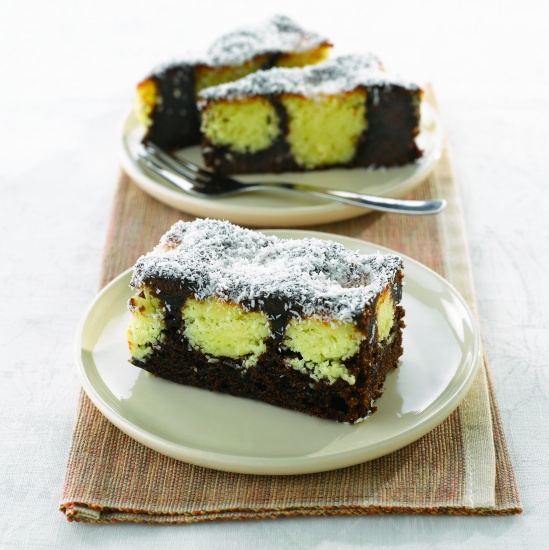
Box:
[127,219,405,423]
[198,54,423,174]
[135,15,332,150]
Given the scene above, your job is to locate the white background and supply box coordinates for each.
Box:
[1,1,548,548]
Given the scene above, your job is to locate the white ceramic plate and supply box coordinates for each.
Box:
[119,102,443,227]
[76,231,480,475]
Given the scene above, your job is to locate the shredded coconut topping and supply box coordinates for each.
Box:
[130,220,402,322]
[158,15,330,70]
[198,54,418,102]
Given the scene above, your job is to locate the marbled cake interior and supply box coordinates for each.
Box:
[127,219,405,422]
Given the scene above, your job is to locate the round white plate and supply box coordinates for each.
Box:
[76,231,480,475]
[76,230,480,474]
[119,102,444,227]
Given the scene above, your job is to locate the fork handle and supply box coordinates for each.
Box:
[257,182,446,215]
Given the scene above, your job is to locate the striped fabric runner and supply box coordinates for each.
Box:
[60,96,521,522]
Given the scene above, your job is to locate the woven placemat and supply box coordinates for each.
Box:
[60,106,521,523]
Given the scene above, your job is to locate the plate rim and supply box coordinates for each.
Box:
[118,101,444,227]
[75,231,481,475]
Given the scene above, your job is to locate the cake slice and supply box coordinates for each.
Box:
[127,219,405,423]
[135,15,332,150]
[198,54,422,174]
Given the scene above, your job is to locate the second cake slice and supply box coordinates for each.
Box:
[198,54,423,174]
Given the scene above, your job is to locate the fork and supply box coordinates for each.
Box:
[136,143,446,215]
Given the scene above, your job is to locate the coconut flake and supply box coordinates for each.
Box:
[130,219,402,322]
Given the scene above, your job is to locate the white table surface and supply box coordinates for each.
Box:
[1,1,548,548]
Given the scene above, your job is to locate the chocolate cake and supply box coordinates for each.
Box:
[127,219,405,423]
[198,54,423,174]
[135,15,332,150]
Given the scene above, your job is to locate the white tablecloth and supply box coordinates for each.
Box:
[1,1,547,548]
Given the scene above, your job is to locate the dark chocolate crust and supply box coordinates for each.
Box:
[201,85,422,174]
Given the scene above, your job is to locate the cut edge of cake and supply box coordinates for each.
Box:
[197,54,423,174]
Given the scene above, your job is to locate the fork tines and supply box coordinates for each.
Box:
[143,143,212,185]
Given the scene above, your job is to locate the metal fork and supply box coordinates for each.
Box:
[136,143,446,215]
